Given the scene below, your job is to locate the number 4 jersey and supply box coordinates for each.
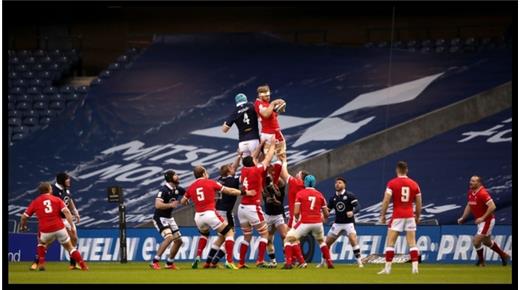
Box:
[385,176,421,218]
[24,194,67,233]
[224,102,260,142]
[185,178,224,212]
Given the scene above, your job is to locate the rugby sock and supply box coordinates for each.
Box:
[353,245,361,259]
[153,255,160,263]
[268,253,276,262]
[225,238,235,263]
[284,243,293,265]
[257,238,268,263]
[409,247,419,262]
[320,243,331,260]
[292,244,305,264]
[476,245,484,263]
[70,257,76,266]
[212,249,226,264]
[197,236,208,258]
[37,245,46,264]
[206,246,219,264]
[239,241,249,265]
[489,241,506,256]
[385,247,395,262]
[166,257,175,265]
[70,249,83,264]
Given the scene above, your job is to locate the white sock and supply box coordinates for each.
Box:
[385,262,392,271]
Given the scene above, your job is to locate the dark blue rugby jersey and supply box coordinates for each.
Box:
[216,175,240,212]
[327,190,359,224]
[52,183,73,219]
[224,102,260,142]
[153,184,185,219]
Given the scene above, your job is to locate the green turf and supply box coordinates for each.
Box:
[8,262,512,284]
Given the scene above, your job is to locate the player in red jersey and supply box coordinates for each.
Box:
[19,182,88,271]
[283,175,333,269]
[457,175,510,266]
[254,84,287,161]
[181,165,252,270]
[279,156,308,267]
[378,161,422,274]
[237,141,276,268]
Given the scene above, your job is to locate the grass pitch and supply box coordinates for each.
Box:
[8,262,512,284]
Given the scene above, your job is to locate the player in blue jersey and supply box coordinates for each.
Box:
[317,177,363,268]
[222,93,260,156]
[149,170,185,270]
[206,152,243,268]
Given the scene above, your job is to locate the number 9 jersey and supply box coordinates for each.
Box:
[385,176,421,218]
[185,178,224,212]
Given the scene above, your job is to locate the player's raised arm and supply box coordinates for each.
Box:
[252,139,266,161]
[232,150,243,171]
[261,141,276,168]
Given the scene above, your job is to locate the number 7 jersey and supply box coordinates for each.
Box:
[185,178,224,212]
[385,176,421,218]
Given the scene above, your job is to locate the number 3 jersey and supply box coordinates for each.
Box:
[185,178,224,212]
[224,102,260,142]
[24,194,66,233]
[385,176,421,218]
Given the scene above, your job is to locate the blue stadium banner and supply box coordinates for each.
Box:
[8,233,60,262]
[8,225,511,264]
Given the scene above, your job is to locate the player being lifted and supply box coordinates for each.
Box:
[222,93,261,156]
[318,177,363,268]
[457,175,510,266]
[20,182,88,271]
[208,152,243,268]
[181,165,254,270]
[262,161,288,268]
[283,175,334,269]
[237,140,276,268]
[254,84,287,161]
[279,157,308,267]
[149,170,185,270]
[378,161,422,275]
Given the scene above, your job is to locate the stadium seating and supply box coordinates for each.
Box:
[7,34,511,228]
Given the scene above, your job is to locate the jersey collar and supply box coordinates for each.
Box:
[165,183,174,190]
[54,183,64,190]
[471,186,483,195]
[336,189,346,196]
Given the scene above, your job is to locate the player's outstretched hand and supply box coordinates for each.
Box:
[457,217,464,224]
[19,224,28,232]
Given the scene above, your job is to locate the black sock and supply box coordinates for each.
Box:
[353,248,361,259]
[268,253,276,261]
[34,255,39,264]
[70,258,76,266]
[212,249,226,264]
[206,248,218,264]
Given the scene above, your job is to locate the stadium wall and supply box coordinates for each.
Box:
[290,82,512,183]
[8,225,512,264]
